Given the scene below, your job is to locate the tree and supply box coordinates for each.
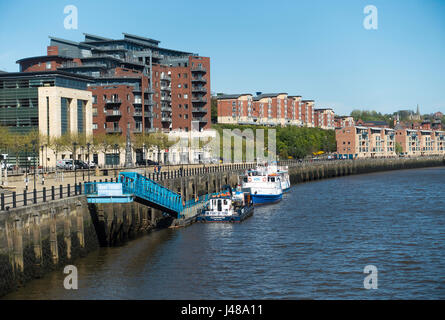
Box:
[395,142,403,155]
[147,132,178,164]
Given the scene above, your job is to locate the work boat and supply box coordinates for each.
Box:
[265,163,291,192]
[240,168,283,205]
[197,186,254,223]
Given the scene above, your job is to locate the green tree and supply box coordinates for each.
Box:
[395,142,403,155]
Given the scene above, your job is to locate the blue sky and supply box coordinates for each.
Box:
[0,0,444,116]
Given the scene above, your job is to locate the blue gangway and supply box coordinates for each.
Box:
[84,172,215,219]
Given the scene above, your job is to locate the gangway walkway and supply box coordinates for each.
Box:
[84,172,214,219]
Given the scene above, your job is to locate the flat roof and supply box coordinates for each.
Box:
[217,94,251,100]
[0,70,93,81]
[16,55,72,64]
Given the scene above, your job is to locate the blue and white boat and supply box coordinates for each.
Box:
[265,163,291,192]
[197,187,254,223]
[240,167,283,205]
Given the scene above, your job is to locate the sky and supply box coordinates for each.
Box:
[0,0,444,116]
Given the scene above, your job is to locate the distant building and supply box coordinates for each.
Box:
[355,119,389,128]
[314,108,335,129]
[395,128,445,156]
[334,115,354,128]
[0,71,93,166]
[216,93,314,127]
[336,126,396,159]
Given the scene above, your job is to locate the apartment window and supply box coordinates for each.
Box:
[103,94,106,101]
[178,94,182,98]
[185,114,188,119]
[155,72,158,77]
[92,123,98,130]
[92,108,98,117]
[178,84,181,88]
[184,83,188,88]
[178,104,182,108]
[184,104,188,109]
[183,73,188,78]
[92,95,97,104]
[184,94,188,99]
[179,114,182,118]
[178,74,181,78]
[46,62,51,70]
[127,94,130,100]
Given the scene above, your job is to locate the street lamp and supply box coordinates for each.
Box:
[87,142,91,182]
[40,145,44,173]
[31,139,37,191]
[24,143,28,190]
[81,145,85,181]
[114,143,119,168]
[73,142,77,193]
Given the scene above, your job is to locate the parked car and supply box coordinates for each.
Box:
[56,159,74,170]
[88,161,97,168]
[74,160,89,169]
[0,162,13,171]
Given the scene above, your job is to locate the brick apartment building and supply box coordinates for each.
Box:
[334,115,354,128]
[16,33,211,136]
[336,125,445,158]
[216,93,319,127]
[314,108,335,129]
[336,126,396,159]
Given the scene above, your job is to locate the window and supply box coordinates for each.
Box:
[178,104,182,108]
[92,123,98,130]
[92,95,97,104]
[178,94,182,98]
[184,104,188,109]
[184,94,188,99]
[46,62,51,70]
[184,114,188,119]
[103,94,106,101]
[178,84,181,88]
[178,74,181,78]
[184,83,188,88]
[183,73,188,78]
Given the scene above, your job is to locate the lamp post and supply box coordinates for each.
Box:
[87,142,91,182]
[73,142,77,193]
[40,145,44,173]
[81,146,85,181]
[114,143,119,168]
[31,139,37,191]
[24,143,28,190]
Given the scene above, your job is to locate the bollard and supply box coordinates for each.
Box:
[23,189,27,206]
[43,187,46,202]
[12,191,16,208]
[33,189,37,204]
[60,185,63,198]
[51,186,55,201]
[1,193,4,211]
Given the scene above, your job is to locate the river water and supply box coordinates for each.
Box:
[4,167,445,299]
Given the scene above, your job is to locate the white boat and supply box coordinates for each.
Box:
[265,163,291,192]
[240,167,283,205]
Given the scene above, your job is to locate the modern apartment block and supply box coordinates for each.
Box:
[216,93,318,127]
[314,108,335,129]
[0,71,93,166]
[16,33,211,135]
[334,115,354,128]
[395,128,445,156]
[336,126,397,159]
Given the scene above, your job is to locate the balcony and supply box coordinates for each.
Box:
[160,85,171,91]
[192,86,207,93]
[144,111,152,118]
[161,96,172,102]
[144,88,154,94]
[192,107,207,114]
[192,97,207,104]
[161,105,172,112]
[132,127,143,133]
[191,77,206,83]
[106,110,122,117]
[160,74,171,81]
[133,111,143,117]
[144,99,154,106]
[106,127,122,134]
[161,116,172,123]
[105,98,122,104]
[192,117,208,123]
[191,66,207,73]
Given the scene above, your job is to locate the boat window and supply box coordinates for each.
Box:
[223,199,228,205]
[243,177,248,182]
[217,199,222,211]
